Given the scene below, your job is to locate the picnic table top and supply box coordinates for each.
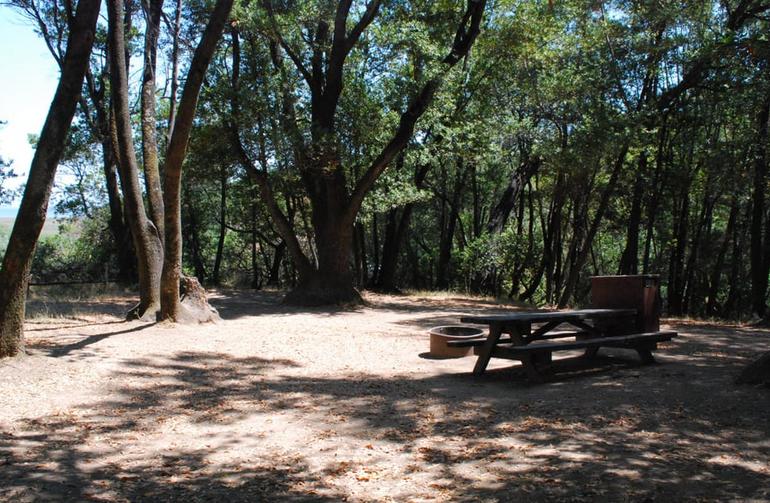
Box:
[460,308,637,325]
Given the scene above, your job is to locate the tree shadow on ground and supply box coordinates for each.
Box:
[1,429,341,502]
[22,288,522,323]
[0,354,339,502]
[208,289,369,320]
[4,333,769,501]
[25,297,135,320]
[207,289,526,321]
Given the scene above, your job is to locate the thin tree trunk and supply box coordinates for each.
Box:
[375,161,430,291]
[558,143,629,307]
[101,118,135,283]
[183,187,207,282]
[642,124,668,273]
[619,153,646,274]
[668,182,690,316]
[140,0,165,238]
[369,215,377,286]
[212,164,227,285]
[86,66,136,284]
[436,159,469,290]
[487,154,541,234]
[166,0,182,141]
[160,0,234,321]
[724,206,749,317]
[268,241,285,286]
[0,0,101,357]
[683,191,714,314]
[750,97,770,316]
[251,196,262,289]
[108,0,164,321]
[707,198,737,315]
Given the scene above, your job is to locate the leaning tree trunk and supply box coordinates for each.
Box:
[558,142,628,307]
[0,0,101,358]
[159,0,234,321]
[108,0,164,321]
[140,0,166,239]
[101,114,136,284]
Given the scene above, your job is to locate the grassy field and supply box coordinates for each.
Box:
[0,216,65,237]
[1,217,67,253]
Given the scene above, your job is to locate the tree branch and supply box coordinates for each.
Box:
[345,0,487,225]
[261,0,313,86]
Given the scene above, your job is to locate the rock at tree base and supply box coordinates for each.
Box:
[177,276,220,323]
[736,351,770,386]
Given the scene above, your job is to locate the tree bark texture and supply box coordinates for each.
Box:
[0,0,101,358]
[140,0,166,238]
[160,0,234,321]
[108,0,164,321]
[618,153,646,275]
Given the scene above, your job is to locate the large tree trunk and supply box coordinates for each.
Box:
[282,204,361,305]
[159,0,235,321]
[108,0,164,321]
[0,0,101,358]
[271,0,486,305]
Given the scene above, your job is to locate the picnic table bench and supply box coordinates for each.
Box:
[449,308,677,383]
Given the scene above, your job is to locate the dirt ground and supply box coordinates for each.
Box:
[1,289,769,502]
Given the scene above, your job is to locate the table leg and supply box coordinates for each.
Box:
[511,322,546,382]
[636,348,655,364]
[520,355,545,383]
[473,323,503,376]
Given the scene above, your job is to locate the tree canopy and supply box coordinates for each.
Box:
[1,0,770,331]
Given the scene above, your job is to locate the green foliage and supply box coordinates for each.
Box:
[30,209,117,283]
[0,121,17,205]
[0,223,9,257]
[11,0,770,317]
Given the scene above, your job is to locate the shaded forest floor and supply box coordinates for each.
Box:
[1,289,769,501]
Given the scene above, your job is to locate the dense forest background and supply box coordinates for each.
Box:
[2,0,770,319]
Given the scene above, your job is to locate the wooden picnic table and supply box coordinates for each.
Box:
[453,308,676,382]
